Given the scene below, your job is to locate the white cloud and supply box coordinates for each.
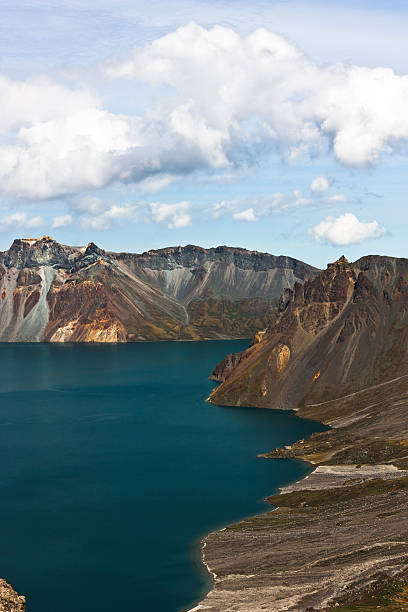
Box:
[211,189,316,221]
[232,208,258,222]
[2,25,408,202]
[107,23,408,168]
[0,212,43,232]
[0,75,99,135]
[60,196,143,230]
[80,203,140,230]
[327,194,346,203]
[310,212,386,246]
[311,176,329,194]
[75,196,107,215]
[0,108,141,199]
[150,201,191,228]
[138,175,177,194]
[52,214,72,228]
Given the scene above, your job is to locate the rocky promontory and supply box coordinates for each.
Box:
[195,254,408,611]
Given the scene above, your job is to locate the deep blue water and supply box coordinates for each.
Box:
[0,341,326,612]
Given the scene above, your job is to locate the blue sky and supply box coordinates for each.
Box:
[0,0,407,267]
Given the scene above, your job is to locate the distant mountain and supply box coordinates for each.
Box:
[0,236,319,342]
[209,254,408,408]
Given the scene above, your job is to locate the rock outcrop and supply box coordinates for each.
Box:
[0,237,319,342]
[209,254,408,408]
[0,578,25,611]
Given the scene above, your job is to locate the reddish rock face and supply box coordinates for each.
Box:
[16,269,42,286]
[210,255,408,409]
[23,290,41,318]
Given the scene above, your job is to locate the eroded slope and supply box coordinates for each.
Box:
[0,237,318,342]
[209,254,408,408]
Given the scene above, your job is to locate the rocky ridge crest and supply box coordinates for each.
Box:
[209,254,408,408]
[0,237,318,342]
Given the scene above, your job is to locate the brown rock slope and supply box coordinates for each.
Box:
[194,254,408,611]
[209,254,408,408]
[0,237,318,342]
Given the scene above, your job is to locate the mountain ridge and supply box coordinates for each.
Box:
[209,252,408,408]
[0,236,319,343]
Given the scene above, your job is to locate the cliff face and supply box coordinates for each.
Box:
[209,254,408,408]
[0,237,318,342]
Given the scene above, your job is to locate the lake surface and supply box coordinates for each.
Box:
[0,341,326,612]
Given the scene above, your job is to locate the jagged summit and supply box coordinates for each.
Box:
[330,254,349,265]
[210,253,408,409]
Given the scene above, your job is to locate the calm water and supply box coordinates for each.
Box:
[0,341,326,612]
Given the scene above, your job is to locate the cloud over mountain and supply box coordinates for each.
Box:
[1,24,408,202]
[310,213,386,246]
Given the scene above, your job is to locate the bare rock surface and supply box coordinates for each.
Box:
[0,237,318,342]
[0,578,25,611]
[209,255,408,409]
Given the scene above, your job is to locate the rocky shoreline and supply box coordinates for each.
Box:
[0,578,25,611]
[189,374,408,611]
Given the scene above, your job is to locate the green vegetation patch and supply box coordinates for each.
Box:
[325,572,408,611]
[327,439,408,465]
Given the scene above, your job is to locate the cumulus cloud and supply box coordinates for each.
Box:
[232,208,258,222]
[2,24,408,201]
[311,176,330,194]
[0,75,99,134]
[138,175,177,194]
[80,202,140,230]
[108,23,408,167]
[52,214,73,228]
[0,212,43,232]
[310,212,386,245]
[150,201,191,229]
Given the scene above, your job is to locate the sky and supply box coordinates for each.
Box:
[0,0,408,267]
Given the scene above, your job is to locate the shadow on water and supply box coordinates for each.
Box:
[0,341,327,612]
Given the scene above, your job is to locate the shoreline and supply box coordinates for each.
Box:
[185,455,322,612]
[188,375,408,611]
[0,337,252,346]
[185,447,320,612]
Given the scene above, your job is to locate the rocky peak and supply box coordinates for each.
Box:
[0,237,112,272]
[209,253,408,412]
[330,255,348,266]
[70,242,110,273]
[85,242,104,256]
[0,236,78,270]
[280,255,354,310]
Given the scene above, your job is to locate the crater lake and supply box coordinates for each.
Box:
[0,341,326,611]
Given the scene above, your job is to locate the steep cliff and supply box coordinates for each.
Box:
[0,237,318,342]
[209,254,408,408]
